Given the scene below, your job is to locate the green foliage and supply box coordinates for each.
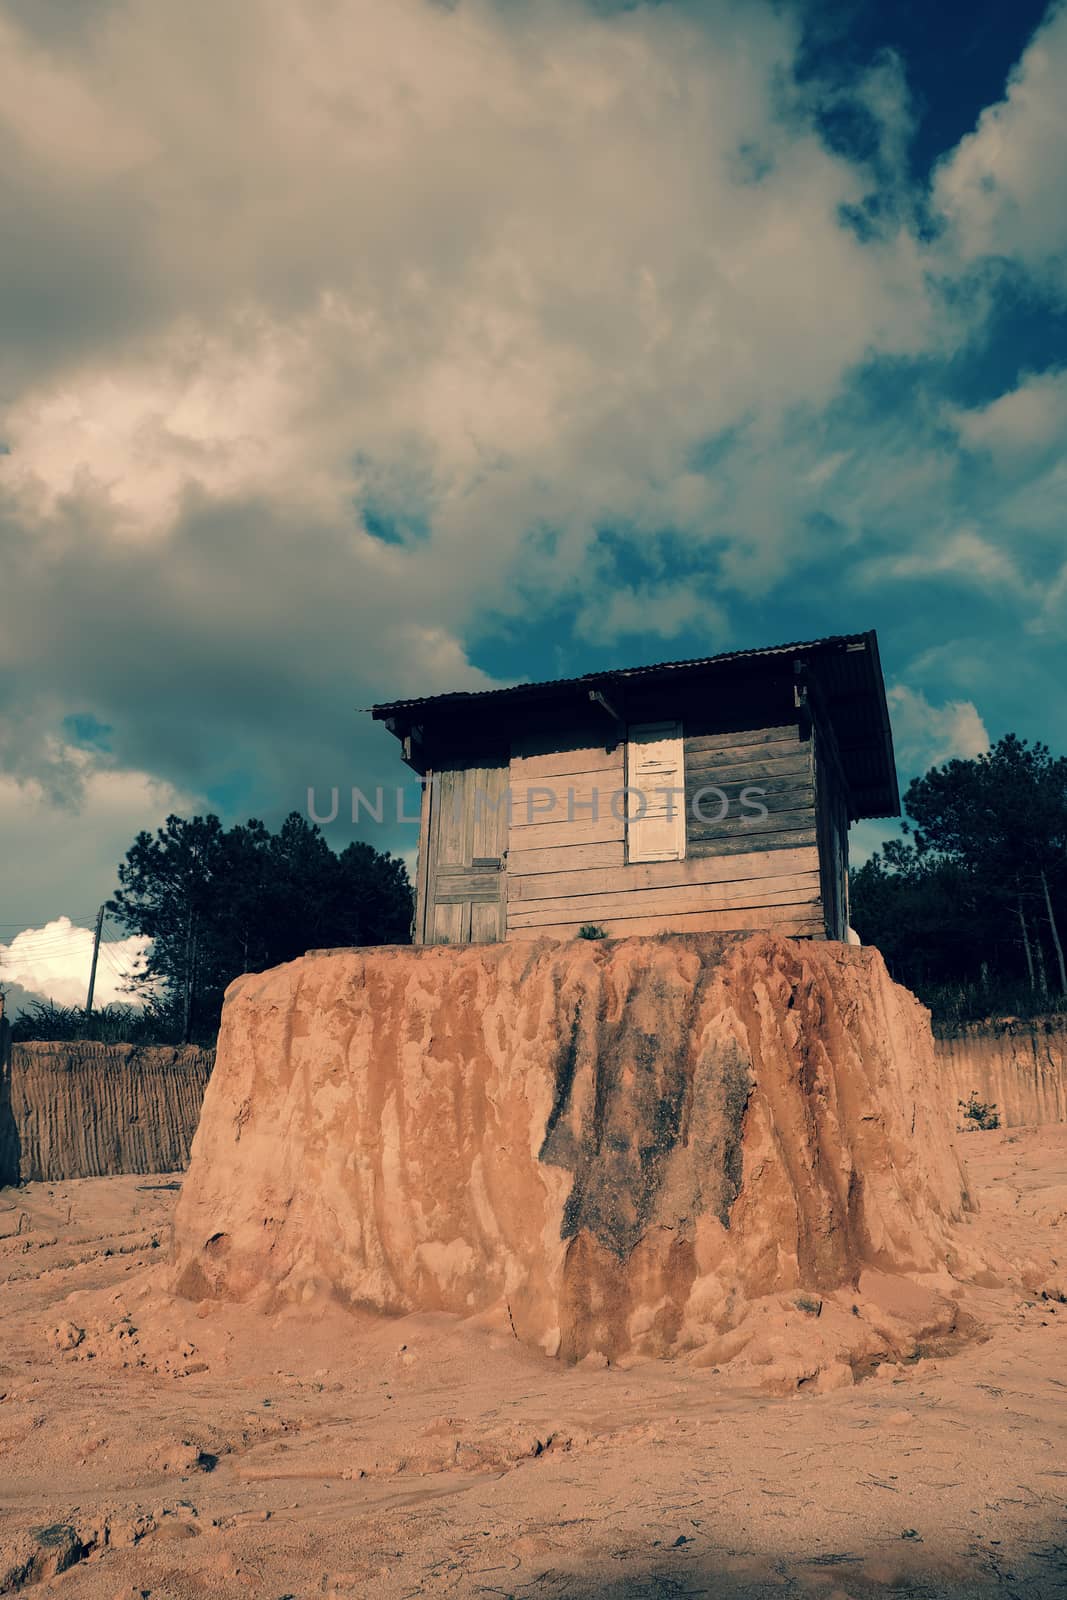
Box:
[926,980,1059,1032]
[577,924,609,940]
[904,734,1067,883]
[10,998,187,1046]
[851,735,1067,1022]
[107,811,412,1041]
[958,1090,1000,1132]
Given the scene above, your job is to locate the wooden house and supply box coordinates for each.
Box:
[372,631,899,945]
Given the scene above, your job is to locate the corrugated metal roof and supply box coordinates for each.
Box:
[369,632,872,714]
[370,630,899,819]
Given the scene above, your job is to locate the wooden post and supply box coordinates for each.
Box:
[85,904,105,1016]
[1040,869,1067,996]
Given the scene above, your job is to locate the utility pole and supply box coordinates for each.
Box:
[85,904,105,1017]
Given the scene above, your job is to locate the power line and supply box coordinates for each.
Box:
[0,938,107,955]
[0,918,102,932]
[0,915,102,928]
[1,933,146,959]
[99,940,136,975]
[96,955,133,993]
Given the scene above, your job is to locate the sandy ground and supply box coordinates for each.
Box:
[1,1127,1065,1599]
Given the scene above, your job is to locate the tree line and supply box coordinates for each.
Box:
[10,734,1065,1044]
[7,812,412,1045]
[111,812,412,1041]
[850,734,1067,1025]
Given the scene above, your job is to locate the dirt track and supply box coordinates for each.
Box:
[2,1127,1066,1598]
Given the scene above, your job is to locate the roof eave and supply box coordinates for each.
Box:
[369,628,902,821]
[368,632,872,719]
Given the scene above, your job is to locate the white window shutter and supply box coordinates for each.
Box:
[626,722,686,862]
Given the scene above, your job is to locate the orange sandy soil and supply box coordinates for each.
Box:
[2,1128,1066,1600]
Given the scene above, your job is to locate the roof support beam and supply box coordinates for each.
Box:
[588,687,625,750]
[383,718,426,774]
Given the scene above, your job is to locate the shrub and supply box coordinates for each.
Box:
[9,997,202,1046]
[577,925,608,940]
[958,1090,1000,1131]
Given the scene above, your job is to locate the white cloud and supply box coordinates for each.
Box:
[805,451,852,488]
[933,1,1067,284]
[887,684,990,772]
[859,528,1030,594]
[4,325,317,535]
[0,743,199,931]
[0,0,938,610]
[950,368,1067,456]
[577,584,726,646]
[0,916,150,1009]
[1029,557,1067,635]
[943,374,1067,597]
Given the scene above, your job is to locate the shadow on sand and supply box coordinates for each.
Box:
[478,1535,1067,1599]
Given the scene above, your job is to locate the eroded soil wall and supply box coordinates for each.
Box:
[936,1017,1067,1128]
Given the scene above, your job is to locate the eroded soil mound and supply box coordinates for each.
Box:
[172,935,977,1378]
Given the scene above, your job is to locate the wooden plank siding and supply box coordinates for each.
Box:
[508,814,626,851]
[508,843,820,902]
[509,772,623,826]
[510,743,624,779]
[488,720,830,941]
[508,878,821,928]
[685,725,816,859]
[509,910,826,941]
[399,723,831,934]
[508,840,626,877]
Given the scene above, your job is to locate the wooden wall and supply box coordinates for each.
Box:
[504,720,827,941]
[685,723,817,858]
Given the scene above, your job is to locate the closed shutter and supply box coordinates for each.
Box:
[626,722,686,863]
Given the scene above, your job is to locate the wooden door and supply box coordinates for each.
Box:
[419,762,508,944]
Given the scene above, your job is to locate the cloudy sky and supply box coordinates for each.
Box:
[1,0,1065,1003]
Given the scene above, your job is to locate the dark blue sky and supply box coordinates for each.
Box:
[798,0,1053,176]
